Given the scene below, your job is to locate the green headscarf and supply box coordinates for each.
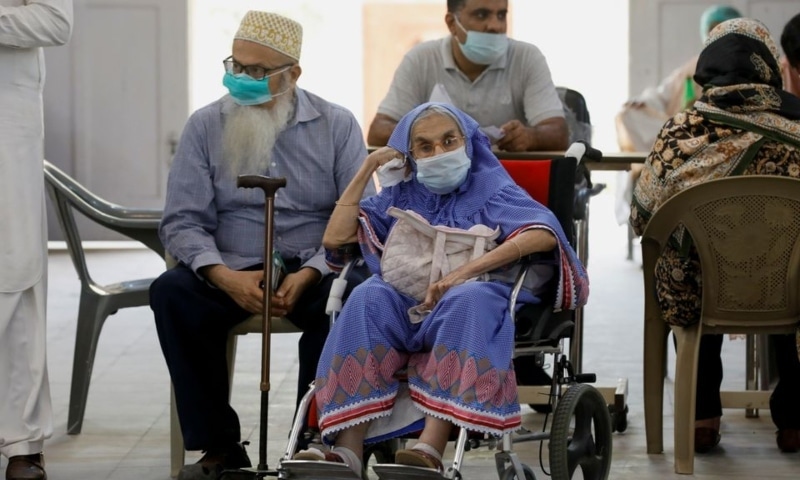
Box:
[700,5,742,42]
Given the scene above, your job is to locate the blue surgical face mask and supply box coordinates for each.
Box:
[415,146,471,195]
[454,17,509,65]
[222,67,290,106]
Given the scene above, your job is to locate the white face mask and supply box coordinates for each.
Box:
[453,17,509,65]
[415,146,471,195]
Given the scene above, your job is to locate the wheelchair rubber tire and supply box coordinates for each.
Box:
[549,383,613,480]
[500,463,536,480]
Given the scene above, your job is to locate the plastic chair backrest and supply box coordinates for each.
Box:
[43,160,164,286]
[499,157,577,248]
[641,176,800,328]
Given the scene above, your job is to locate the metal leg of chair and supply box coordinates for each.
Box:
[67,292,109,435]
[569,307,584,374]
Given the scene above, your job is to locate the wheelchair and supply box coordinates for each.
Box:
[276,143,614,480]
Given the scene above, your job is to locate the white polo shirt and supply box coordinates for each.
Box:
[377,37,565,129]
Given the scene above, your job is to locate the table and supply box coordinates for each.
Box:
[494,150,648,171]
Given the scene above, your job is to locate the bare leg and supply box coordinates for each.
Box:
[417,416,453,456]
[334,422,370,460]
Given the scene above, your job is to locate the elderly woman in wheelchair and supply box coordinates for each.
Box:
[287,103,595,479]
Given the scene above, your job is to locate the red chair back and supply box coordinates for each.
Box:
[500,159,552,207]
[499,157,577,247]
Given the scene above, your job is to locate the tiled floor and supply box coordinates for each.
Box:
[2,172,797,479]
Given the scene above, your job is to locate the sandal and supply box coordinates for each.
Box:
[292,448,347,464]
[292,448,366,479]
[394,448,444,472]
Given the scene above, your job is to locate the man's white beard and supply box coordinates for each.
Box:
[222,91,294,177]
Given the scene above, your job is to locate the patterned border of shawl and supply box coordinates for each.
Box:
[696,101,800,148]
[509,224,588,311]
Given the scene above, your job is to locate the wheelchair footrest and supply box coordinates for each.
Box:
[373,464,447,480]
[278,460,362,479]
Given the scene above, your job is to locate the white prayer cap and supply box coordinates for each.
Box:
[234,11,303,61]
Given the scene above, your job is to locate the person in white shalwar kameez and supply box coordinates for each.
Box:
[0,1,72,479]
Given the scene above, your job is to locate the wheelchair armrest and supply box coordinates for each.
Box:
[336,243,361,256]
[512,251,574,347]
[514,302,574,348]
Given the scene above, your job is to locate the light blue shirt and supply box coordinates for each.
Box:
[160,88,373,277]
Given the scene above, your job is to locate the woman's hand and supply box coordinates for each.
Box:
[422,270,471,311]
[365,146,404,174]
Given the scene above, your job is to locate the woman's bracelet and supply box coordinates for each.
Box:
[335,200,359,207]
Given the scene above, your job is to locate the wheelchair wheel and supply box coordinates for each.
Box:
[548,383,613,480]
[500,463,536,480]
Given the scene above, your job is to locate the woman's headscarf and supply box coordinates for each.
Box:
[632,18,800,248]
[385,101,519,218]
[695,18,800,120]
[348,102,589,310]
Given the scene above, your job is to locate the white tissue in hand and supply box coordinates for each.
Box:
[376,157,410,188]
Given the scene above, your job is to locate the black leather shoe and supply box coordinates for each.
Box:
[694,427,721,453]
[177,442,251,480]
[5,453,46,480]
[777,429,800,453]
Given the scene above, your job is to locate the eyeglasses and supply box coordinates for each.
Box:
[409,135,465,160]
[222,56,293,80]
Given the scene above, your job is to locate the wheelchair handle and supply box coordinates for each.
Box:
[565,140,602,164]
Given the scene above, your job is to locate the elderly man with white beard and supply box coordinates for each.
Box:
[149,10,375,480]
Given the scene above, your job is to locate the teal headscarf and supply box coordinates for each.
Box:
[700,5,742,42]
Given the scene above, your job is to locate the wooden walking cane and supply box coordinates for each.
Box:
[220,174,286,479]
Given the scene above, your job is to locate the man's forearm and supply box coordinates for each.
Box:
[366,115,398,147]
[528,121,569,151]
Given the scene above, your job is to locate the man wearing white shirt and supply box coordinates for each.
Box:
[367,0,568,152]
[0,1,73,479]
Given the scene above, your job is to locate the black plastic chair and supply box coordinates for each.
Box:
[43,160,164,434]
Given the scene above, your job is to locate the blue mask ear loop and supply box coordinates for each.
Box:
[264,65,293,98]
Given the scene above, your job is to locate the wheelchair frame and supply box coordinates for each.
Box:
[274,143,614,480]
